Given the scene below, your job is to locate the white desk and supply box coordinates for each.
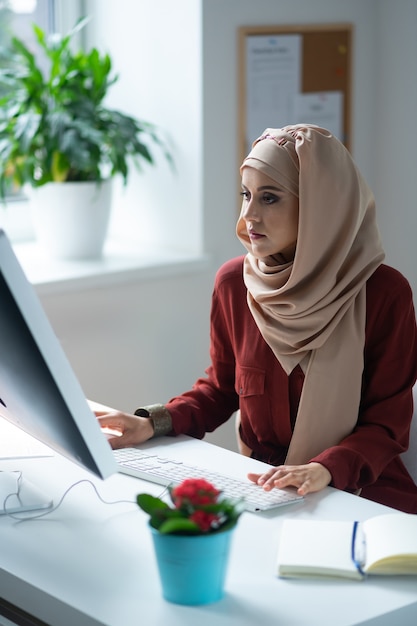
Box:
[0,434,416,626]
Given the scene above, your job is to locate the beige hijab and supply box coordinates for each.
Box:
[236,125,385,465]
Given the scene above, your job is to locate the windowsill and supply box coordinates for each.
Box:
[13,239,211,295]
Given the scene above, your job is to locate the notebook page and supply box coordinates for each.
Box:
[277,518,363,579]
[364,513,417,573]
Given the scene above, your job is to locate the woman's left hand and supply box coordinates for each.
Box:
[247,462,332,496]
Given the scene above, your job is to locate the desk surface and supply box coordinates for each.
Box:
[0,432,416,626]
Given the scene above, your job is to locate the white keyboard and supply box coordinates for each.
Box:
[114,447,303,513]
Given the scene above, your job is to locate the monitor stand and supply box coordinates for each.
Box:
[0,471,53,514]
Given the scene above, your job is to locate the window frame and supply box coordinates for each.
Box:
[0,0,83,243]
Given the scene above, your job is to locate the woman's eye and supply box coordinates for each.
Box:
[240,190,250,201]
[263,193,279,204]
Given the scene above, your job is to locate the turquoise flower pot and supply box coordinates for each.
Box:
[150,526,234,605]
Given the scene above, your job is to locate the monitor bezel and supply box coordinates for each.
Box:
[0,229,117,480]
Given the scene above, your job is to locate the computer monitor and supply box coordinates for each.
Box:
[0,229,117,512]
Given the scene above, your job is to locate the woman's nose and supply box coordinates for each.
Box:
[242,198,259,221]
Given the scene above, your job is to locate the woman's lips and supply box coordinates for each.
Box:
[249,230,265,240]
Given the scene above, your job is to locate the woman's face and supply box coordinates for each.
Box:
[240,167,299,264]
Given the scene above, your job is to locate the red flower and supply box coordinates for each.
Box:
[190,510,220,532]
[171,478,220,508]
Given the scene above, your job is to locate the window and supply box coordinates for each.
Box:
[0,1,203,287]
[0,0,81,241]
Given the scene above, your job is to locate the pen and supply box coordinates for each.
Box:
[351,520,366,577]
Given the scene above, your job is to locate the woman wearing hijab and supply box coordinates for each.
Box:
[98,125,417,514]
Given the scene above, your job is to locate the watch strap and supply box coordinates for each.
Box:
[134,404,173,438]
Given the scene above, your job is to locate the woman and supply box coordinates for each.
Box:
[97,125,417,513]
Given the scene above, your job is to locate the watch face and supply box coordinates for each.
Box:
[134,408,150,417]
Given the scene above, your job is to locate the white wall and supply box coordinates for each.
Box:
[373,0,417,293]
[201,0,379,266]
[38,0,417,452]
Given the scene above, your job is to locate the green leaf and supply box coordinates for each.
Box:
[158,518,201,535]
[14,113,41,149]
[136,493,169,515]
[33,24,46,49]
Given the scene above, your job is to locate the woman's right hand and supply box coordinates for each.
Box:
[94,409,155,449]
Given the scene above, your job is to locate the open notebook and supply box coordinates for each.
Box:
[276,514,417,580]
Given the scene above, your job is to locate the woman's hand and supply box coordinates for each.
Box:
[95,410,154,449]
[247,462,332,496]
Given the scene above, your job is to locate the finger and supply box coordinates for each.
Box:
[107,435,128,450]
[97,415,124,429]
[272,470,302,490]
[101,425,123,437]
[247,470,279,487]
[247,472,262,484]
[291,476,311,496]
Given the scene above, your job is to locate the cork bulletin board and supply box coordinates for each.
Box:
[238,23,353,167]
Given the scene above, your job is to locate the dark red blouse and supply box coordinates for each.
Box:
[166,256,417,513]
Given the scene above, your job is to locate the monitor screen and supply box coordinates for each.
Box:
[0,229,117,486]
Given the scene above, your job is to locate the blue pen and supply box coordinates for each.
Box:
[351,520,367,578]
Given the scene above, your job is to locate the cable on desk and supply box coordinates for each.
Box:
[1,470,139,521]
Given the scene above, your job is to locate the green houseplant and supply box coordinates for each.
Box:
[137,478,244,605]
[0,17,172,258]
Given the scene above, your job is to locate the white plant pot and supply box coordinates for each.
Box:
[29,180,113,260]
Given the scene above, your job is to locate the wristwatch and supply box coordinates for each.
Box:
[133,404,172,438]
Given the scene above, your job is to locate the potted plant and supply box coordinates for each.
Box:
[0,17,172,259]
[137,478,244,605]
